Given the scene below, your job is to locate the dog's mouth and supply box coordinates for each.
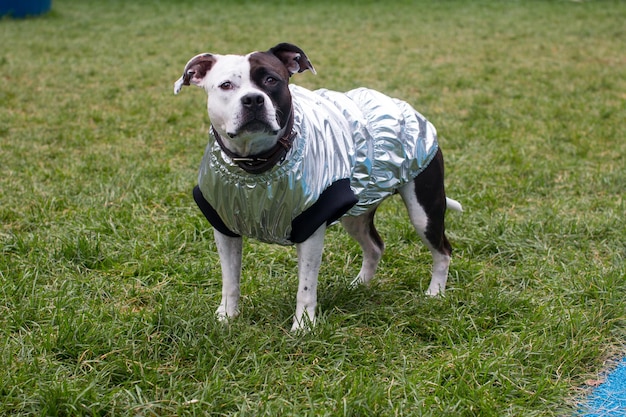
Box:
[228,119,279,138]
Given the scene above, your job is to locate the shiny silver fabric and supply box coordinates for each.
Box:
[197,85,439,245]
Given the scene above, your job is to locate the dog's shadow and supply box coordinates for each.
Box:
[321,278,447,334]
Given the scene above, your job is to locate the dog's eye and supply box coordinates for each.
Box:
[265,76,278,86]
[219,81,234,90]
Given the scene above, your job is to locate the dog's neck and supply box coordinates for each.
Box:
[211,110,296,174]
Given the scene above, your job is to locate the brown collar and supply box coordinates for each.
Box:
[210,111,296,174]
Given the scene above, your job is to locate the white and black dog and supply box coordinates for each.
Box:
[174,43,461,331]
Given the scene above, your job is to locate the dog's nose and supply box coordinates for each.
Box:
[241,93,265,110]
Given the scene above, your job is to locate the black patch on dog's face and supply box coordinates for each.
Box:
[248,52,293,129]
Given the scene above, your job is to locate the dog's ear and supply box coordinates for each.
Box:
[268,43,316,77]
[174,53,217,95]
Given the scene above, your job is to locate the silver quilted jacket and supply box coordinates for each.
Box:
[197,85,439,245]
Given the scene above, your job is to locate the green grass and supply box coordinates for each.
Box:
[1,0,625,415]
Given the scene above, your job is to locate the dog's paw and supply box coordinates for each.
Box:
[349,273,373,288]
[349,276,364,288]
[291,314,315,333]
[424,288,445,297]
[215,305,239,322]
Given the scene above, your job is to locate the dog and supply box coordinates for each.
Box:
[174,43,462,331]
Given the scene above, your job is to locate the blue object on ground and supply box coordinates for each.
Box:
[0,0,52,18]
[582,357,626,416]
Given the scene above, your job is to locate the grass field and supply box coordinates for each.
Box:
[1,0,625,415]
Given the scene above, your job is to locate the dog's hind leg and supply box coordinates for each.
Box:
[341,208,385,286]
[398,149,453,296]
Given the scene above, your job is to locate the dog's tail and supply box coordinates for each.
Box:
[446,197,463,212]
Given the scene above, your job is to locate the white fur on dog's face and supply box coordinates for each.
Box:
[200,55,282,156]
[175,45,315,157]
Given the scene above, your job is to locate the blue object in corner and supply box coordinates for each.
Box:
[0,0,52,18]
[582,357,626,416]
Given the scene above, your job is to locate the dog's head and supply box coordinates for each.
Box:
[174,43,316,157]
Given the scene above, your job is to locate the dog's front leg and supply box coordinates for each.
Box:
[292,224,326,332]
[213,229,243,321]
